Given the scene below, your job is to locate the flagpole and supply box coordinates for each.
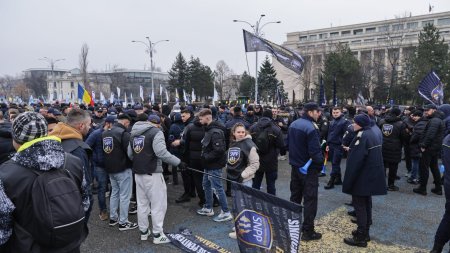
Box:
[233,15,281,104]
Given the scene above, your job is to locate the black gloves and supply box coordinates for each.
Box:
[178,162,188,172]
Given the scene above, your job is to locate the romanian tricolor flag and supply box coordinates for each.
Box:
[77,83,94,106]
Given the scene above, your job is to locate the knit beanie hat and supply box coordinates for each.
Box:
[354,114,371,128]
[12,112,48,144]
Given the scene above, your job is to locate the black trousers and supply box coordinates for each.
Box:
[290,165,319,232]
[404,145,412,171]
[385,162,399,186]
[192,167,205,203]
[352,195,372,233]
[419,152,442,189]
[434,176,450,246]
[181,167,196,195]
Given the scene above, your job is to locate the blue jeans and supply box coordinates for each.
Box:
[109,169,132,224]
[203,169,229,212]
[95,166,108,212]
[411,159,419,180]
[252,170,278,195]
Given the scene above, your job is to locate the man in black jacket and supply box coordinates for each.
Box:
[0,112,89,252]
[50,108,94,222]
[324,107,351,189]
[378,107,406,191]
[250,109,285,195]
[102,113,138,231]
[196,109,232,222]
[172,109,206,204]
[414,104,445,196]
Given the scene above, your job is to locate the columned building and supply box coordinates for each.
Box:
[275,11,450,103]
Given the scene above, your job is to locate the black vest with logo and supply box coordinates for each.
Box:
[226,138,255,181]
[102,126,130,173]
[131,127,160,175]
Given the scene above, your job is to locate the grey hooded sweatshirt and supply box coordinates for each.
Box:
[128,121,180,173]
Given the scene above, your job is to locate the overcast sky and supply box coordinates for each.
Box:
[1,0,449,77]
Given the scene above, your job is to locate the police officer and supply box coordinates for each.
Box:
[324,106,351,189]
[288,102,324,241]
[342,114,387,247]
[430,104,450,253]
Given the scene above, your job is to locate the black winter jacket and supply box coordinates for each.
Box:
[379,114,406,163]
[0,122,14,165]
[409,117,428,159]
[419,111,445,154]
[249,117,285,172]
[201,121,227,169]
[181,117,205,168]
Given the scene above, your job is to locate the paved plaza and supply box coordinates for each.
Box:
[81,158,447,253]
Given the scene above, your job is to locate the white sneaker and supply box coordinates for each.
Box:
[153,232,171,244]
[213,210,232,222]
[278,155,287,161]
[229,231,237,239]
[197,207,214,216]
[140,229,151,241]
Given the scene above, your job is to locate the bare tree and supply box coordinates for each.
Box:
[379,13,413,102]
[215,60,232,101]
[79,43,90,91]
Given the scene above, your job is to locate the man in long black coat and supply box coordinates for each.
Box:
[430,104,450,253]
[342,114,387,248]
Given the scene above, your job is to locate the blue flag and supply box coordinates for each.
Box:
[418,70,444,105]
[319,75,326,106]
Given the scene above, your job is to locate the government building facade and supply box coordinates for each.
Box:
[274,11,450,104]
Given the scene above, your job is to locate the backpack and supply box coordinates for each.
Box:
[29,154,85,248]
[252,126,272,154]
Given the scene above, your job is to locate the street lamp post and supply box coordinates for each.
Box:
[39,57,65,101]
[233,15,280,104]
[132,38,169,104]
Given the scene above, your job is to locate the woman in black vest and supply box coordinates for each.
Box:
[226,123,260,186]
[226,122,260,239]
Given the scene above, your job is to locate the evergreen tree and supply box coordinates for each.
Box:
[239,71,255,97]
[323,43,362,104]
[168,52,188,95]
[410,24,450,103]
[257,56,279,103]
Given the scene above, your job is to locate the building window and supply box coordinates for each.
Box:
[319,33,328,39]
[422,20,434,27]
[299,36,307,41]
[70,82,74,88]
[379,25,389,32]
[377,37,387,41]
[366,27,376,33]
[352,40,361,45]
[330,32,339,37]
[53,82,57,88]
[341,30,351,36]
[407,22,418,29]
[392,24,404,31]
[353,29,363,35]
[309,34,317,40]
[438,18,450,26]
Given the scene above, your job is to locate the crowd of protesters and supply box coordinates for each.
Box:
[0,98,448,252]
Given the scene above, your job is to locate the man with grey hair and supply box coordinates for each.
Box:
[50,108,94,222]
